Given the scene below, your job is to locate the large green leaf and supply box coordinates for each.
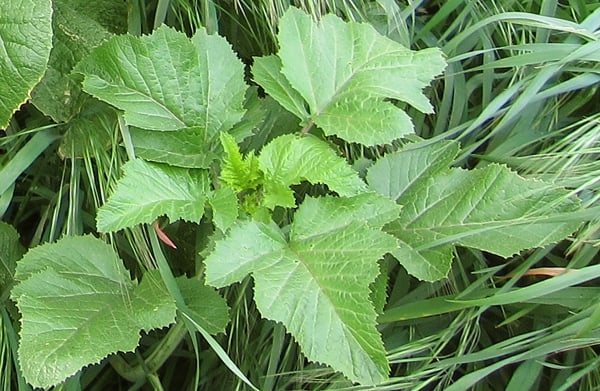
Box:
[205,193,401,385]
[75,25,247,162]
[30,0,126,122]
[258,134,366,208]
[11,235,176,388]
[97,159,210,232]
[367,141,582,281]
[252,7,446,145]
[0,0,52,128]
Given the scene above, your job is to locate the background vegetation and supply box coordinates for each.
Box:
[1,0,600,390]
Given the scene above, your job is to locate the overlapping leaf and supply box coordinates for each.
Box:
[258,134,366,208]
[30,0,126,122]
[367,141,582,281]
[97,159,210,232]
[205,193,401,384]
[75,25,247,166]
[0,0,52,128]
[11,235,176,388]
[252,7,446,145]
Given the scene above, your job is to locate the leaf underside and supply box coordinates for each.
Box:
[367,141,582,281]
[11,235,176,388]
[205,193,401,384]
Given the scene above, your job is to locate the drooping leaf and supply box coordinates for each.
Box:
[205,193,401,385]
[0,222,24,294]
[97,159,210,232]
[367,141,582,281]
[11,235,176,388]
[258,134,366,208]
[252,7,446,146]
[130,127,218,169]
[0,0,52,128]
[30,0,127,122]
[177,277,230,335]
[75,25,247,138]
[58,99,118,159]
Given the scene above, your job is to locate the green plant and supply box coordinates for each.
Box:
[0,1,594,389]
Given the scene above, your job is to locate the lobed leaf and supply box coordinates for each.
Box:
[205,194,401,385]
[252,7,446,145]
[368,141,582,281]
[97,159,210,232]
[0,0,52,128]
[258,134,366,208]
[75,25,247,165]
[11,235,176,388]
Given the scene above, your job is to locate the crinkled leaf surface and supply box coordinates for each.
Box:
[75,25,246,142]
[367,141,582,281]
[11,235,176,388]
[0,0,52,128]
[177,277,230,334]
[258,134,366,208]
[0,221,24,293]
[252,7,446,145]
[205,193,401,385]
[30,0,126,122]
[97,159,210,232]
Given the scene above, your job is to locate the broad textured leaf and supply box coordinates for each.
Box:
[76,25,246,136]
[367,141,582,281]
[0,222,24,293]
[97,159,210,232]
[258,134,366,208]
[30,0,126,122]
[11,235,176,388]
[0,0,52,128]
[252,7,446,145]
[205,194,401,385]
[177,277,230,334]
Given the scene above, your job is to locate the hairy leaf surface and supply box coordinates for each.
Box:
[258,134,366,208]
[97,159,210,232]
[0,0,52,128]
[252,7,446,145]
[11,236,176,388]
[367,141,582,281]
[205,194,401,384]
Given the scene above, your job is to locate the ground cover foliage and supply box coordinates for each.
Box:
[1,0,600,390]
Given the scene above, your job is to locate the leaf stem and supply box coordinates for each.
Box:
[300,120,314,135]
